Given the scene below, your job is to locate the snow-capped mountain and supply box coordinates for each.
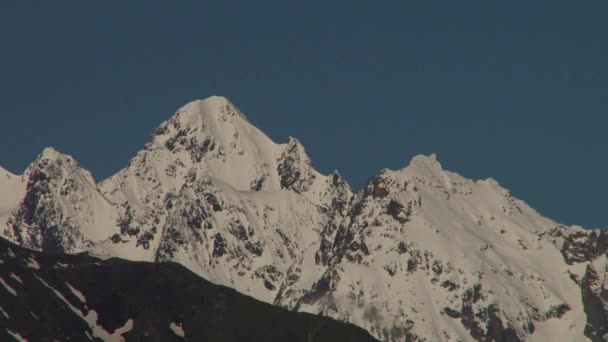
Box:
[2,148,117,253]
[1,96,606,341]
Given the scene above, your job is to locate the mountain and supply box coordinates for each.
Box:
[0,235,376,341]
[2,147,117,253]
[1,96,607,341]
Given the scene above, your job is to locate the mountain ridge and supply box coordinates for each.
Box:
[0,234,377,341]
[1,96,607,341]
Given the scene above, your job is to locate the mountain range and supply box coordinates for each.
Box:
[0,233,376,341]
[1,96,607,341]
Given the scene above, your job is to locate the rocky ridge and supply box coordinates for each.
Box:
[0,234,376,341]
[1,96,607,341]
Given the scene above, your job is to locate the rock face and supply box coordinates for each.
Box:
[0,236,376,341]
[1,96,607,341]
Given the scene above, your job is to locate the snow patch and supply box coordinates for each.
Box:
[10,273,22,284]
[5,329,27,342]
[0,306,8,319]
[35,275,133,341]
[25,256,40,269]
[0,276,17,296]
[170,322,185,338]
[65,282,87,304]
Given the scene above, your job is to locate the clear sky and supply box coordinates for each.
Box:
[0,2,606,228]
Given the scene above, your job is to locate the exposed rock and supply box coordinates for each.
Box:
[581,265,608,341]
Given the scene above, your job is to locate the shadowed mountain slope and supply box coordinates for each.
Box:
[0,237,376,342]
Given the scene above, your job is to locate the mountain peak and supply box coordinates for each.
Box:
[182,95,230,107]
[23,147,99,188]
[408,153,439,166]
[25,147,75,176]
[404,153,443,175]
[285,137,310,161]
[175,96,248,125]
[39,147,62,160]
[200,95,231,105]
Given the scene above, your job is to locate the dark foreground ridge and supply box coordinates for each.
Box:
[0,237,377,342]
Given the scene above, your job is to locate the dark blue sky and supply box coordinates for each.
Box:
[0,2,606,228]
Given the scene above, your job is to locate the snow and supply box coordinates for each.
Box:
[1,96,603,341]
[0,306,8,318]
[528,308,587,342]
[314,157,588,340]
[169,322,185,338]
[25,256,40,270]
[84,315,133,341]
[35,275,133,341]
[2,148,119,252]
[0,166,25,237]
[66,282,87,303]
[5,329,27,342]
[40,146,62,159]
[0,276,17,296]
[10,273,22,284]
